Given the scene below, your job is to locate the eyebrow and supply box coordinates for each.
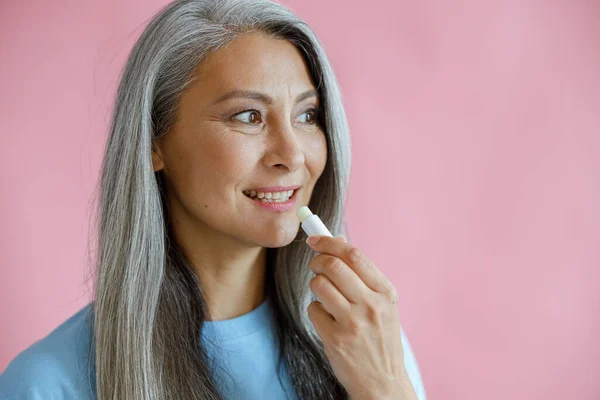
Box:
[211,89,318,105]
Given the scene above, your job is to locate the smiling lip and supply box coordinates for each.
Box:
[244,186,300,213]
[245,185,301,193]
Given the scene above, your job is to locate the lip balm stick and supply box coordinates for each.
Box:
[296,206,333,238]
[297,206,332,295]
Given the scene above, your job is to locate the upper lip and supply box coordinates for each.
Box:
[245,185,301,193]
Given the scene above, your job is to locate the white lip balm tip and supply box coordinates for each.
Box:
[296,206,313,223]
[296,205,333,238]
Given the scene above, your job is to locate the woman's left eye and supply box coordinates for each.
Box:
[232,110,262,124]
[297,108,318,124]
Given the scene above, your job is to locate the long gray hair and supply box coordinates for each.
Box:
[89,0,352,398]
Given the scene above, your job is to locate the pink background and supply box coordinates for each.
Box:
[1,0,599,399]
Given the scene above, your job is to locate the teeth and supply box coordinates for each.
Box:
[244,189,295,202]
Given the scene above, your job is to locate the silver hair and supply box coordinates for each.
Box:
[89,0,352,398]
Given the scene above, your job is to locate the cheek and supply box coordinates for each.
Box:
[210,135,260,182]
[305,132,328,176]
[193,136,255,195]
[164,134,251,205]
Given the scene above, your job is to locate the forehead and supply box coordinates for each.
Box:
[189,33,317,99]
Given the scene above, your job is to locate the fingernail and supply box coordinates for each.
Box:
[306,236,320,246]
[337,235,347,243]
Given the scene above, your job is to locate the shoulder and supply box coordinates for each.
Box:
[400,328,428,400]
[0,304,96,400]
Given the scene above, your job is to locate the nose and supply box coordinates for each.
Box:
[262,121,305,172]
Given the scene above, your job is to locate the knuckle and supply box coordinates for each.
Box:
[348,247,364,263]
[324,257,345,275]
[372,272,385,291]
[387,287,399,304]
[308,254,324,271]
[347,317,363,335]
[374,272,395,295]
[310,274,328,291]
[366,302,385,324]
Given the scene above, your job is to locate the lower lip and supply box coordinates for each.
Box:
[244,190,298,212]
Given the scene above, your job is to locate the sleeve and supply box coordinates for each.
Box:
[400,328,427,400]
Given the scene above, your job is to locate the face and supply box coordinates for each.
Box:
[152,33,328,248]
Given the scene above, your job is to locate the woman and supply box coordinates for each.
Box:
[0,0,426,399]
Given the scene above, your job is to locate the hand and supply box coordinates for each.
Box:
[305,235,417,400]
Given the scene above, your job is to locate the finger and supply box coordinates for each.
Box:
[309,273,352,322]
[307,300,335,338]
[307,235,393,294]
[334,234,347,243]
[309,254,368,304]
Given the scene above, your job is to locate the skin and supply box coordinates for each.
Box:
[306,235,418,400]
[153,32,417,399]
[152,32,327,320]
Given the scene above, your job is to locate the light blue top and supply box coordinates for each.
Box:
[0,298,426,399]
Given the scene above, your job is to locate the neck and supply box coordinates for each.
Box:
[169,213,268,321]
[196,244,267,321]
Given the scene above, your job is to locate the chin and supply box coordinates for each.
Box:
[262,239,295,249]
[255,227,299,249]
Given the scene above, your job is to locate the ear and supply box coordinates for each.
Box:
[152,142,165,172]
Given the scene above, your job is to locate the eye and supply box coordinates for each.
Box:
[232,110,263,124]
[297,108,318,124]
